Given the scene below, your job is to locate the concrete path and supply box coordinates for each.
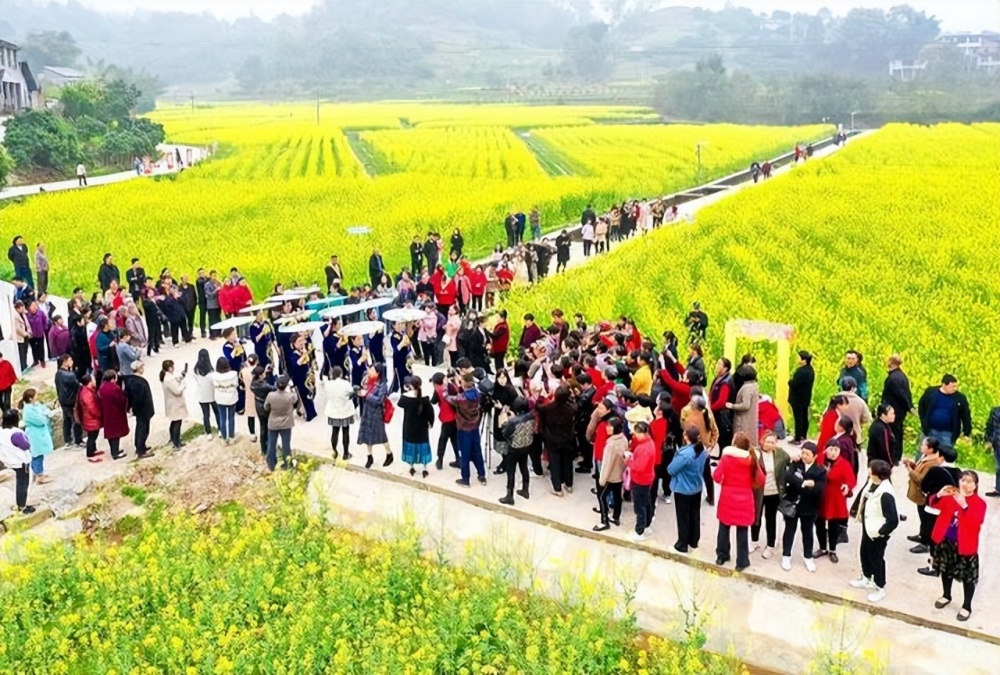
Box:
[0,144,209,201]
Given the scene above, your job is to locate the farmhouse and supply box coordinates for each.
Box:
[0,39,41,114]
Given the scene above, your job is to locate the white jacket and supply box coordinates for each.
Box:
[0,428,32,468]
[192,371,216,404]
[323,379,356,421]
[212,371,240,406]
[859,479,896,539]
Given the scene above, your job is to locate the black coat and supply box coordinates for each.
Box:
[123,375,155,419]
[881,369,913,416]
[196,276,209,308]
[55,369,81,407]
[867,419,895,464]
[7,244,29,270]
[368,254,385,285]
[179,285,197,314]
[917,386,972,440]
[98,263,121,292]
[126,267,147,297]
[70,324,91,370]
[783,460,827,518]
[159,296,186,323]
[788,363,815,408]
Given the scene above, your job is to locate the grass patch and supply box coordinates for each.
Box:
[516,131,591,177]
[344,131,397,176]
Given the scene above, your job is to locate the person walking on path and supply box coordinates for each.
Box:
[447,372,486,488]
[160,360,188,450]
[19,389,56,484]
[668,426,709,553]
[850,459,899,603]
[781,441,826,573]
[930,470,987,622]
[788,350,815,444]
[713,431,761,571]
[322,366,354,460]
[398,375,434,478]
[76,162,88,187]
[34,243,49,295]
[54,355,82,447]
[98,371,129,460]
[625,421,657,542]
[0,409,35,514]
[7,236,33,288]
[212,357,239,444]
[264,375,297,472]
[881,355,913,463]
[123,361,155,459]
[752,431,789,559]
[358,363,392,469]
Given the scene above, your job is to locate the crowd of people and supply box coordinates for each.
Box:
[1,170,994,625]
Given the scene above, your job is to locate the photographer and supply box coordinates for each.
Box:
[498,397,534,505]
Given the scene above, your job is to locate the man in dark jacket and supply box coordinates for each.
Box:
[409,237,424,275]
[159,289,190,346]
[178,276,198,337]
[917,374,972,452]
[581,204,596,227]
[98,253,121,293]
[123,361,155,458]
[368,248,385,288]
[7,235,33,287]
[422,235,439,271]
[195,268,209,338]
[788,350,815,444]
[881,354,913,462]
[54,354,83,447]
[126,258,146,302]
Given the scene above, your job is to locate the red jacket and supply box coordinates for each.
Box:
[659,363,690,416]
[593,418,610,463]
[586,367,606,390]
[713,447,760,527]
[626,436,656,486]
[468,268,487,296]
[431,270,456,307]
[649,417,667,467]
[98,381,130,440]
[819,456,856,520]
[709,376,732,413]
[490,320,510,356]
[75,385,103,432]
[218,283,235,315]
[932,494,987,556]
[432,384,456,424]
[0,359,16,390]
[230,284,253,313]
[817,409,838,452]
[625,327,642,353]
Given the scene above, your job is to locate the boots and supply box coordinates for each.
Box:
[516,483,529,500]
[499,490,515,506]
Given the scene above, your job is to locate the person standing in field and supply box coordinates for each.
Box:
[813,439,856,564]
[98,253,120,294]
[752,431,789,559]
[669,426,709,553]
[34,242,49,294]
[7,236,33,289]
[76,162,87,186]
[555,230,571,273]
[212,356,239,444]
[788,350,815,444]
[358,363,392,469]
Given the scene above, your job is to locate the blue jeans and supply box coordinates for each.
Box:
[30,455,44,475]
[200,402,220,435]
[267,428,292,471]
[218,404,236,440]
[457,428,485,483]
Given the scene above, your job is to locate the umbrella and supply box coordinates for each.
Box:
[319,297,393,319]
[278,320,327,334]
[239,301,282,314]
[337,321,385,337]
[274,310,313,325]
[211,316,254,330]
[383,307,428,323]
[286,285,321,296]
[267,293,308,303]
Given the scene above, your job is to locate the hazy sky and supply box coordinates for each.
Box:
[64,0,999,32]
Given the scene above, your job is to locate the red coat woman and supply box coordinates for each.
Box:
[75,383,102,433]
[819,454,856,521]
[98,379,130,440]
[468,266,488,299]
[713,443,761,527]
[431,268,456,308]
[816,407,839,453]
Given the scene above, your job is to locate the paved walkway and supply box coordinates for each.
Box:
[0,144,209,201]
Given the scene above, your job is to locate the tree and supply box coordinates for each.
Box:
[918,42,968,83]
[2,110,82,173]
[237,56,266,94]
[20,31,81,71]
[0,146,14,191]
[563,22,613,81]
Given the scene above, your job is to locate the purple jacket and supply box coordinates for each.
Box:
[48,324,70,358]
[25,310,49,339]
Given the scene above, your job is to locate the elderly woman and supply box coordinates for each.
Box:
[728,365,759,443]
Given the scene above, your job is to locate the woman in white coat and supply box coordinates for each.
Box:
[160,359,189,449]
[323,365,355,460]
[192,348,218,437]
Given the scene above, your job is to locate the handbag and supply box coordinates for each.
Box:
[382,397,395,424]
[777,498,798,519]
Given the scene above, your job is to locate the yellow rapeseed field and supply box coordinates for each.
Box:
[2,102,827,295]
[503,123,1000,465]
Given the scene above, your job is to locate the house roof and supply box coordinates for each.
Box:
[42,66,84,78]
[0,39,19,50]
[21,62,39,91]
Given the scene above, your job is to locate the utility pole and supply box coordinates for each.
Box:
[190,93,194,112]
[316,86,320,125]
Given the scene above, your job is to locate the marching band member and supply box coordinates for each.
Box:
[390,321,413,395]
[288,333,318,422]
[222,327,247,415]
[323,318,348,379]
[248,310,274,368]
[347,334,370,399]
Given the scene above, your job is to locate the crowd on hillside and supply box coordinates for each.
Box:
[1,148,995,626]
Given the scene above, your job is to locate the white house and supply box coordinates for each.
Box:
[0,39,41,114]
[40,65,84,88]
